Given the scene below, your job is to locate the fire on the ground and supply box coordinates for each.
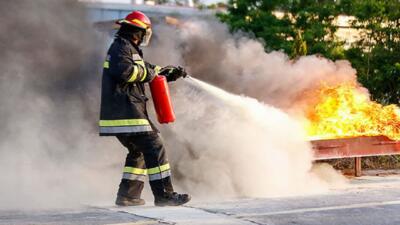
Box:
[303,82,400,141]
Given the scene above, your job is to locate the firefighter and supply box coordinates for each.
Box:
[99,11,190,206]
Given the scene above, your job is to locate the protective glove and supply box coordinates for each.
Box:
[159,65,187,82]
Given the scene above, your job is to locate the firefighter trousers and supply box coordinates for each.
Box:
[116,133,174,199]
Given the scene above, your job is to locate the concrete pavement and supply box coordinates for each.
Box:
[1,174,400,225]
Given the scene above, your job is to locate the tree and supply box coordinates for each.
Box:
[218,0,400,105]
[340,0,400,104]
[217,0,344,59]
[291,30,308,58]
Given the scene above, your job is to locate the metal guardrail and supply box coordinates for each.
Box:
[312,136,400,176]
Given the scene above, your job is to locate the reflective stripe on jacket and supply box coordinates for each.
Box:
[99,36,160,136]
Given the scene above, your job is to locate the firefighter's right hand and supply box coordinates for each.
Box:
[159,66,187,82]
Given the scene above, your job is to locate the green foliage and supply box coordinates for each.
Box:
[291,31,308,58]
[218,0,400,105]
[342,0,400,104]
[217,0,343,59]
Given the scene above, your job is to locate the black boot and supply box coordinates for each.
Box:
[116,179,145,206]
[154,192,191,206]
[115,195,145,206]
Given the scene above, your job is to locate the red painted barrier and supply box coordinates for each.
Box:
[312,136,400,160]
[311,136,400,176]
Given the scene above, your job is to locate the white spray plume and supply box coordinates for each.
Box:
[154,77,345,199]
[145,20,353,198]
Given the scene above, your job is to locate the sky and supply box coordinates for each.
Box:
[93,0,225,4]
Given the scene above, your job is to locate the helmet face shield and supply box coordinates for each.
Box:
[140,28,152,47]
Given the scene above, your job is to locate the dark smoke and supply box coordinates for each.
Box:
[146,20,357,111]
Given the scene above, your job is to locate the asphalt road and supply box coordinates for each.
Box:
[1,175,400,225]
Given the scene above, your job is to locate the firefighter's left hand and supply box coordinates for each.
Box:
[159,66,187,82]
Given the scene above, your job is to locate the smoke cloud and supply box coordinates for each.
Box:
[145,20,353,198]
[146,20,358,111]
[162,78,337,198]
[0,0,123,209]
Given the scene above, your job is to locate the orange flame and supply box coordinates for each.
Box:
[304,82,400,140]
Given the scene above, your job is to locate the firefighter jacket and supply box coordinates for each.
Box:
[99,35,160,136]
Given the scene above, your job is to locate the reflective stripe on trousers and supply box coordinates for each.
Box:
[122,173,146,182]
[122,166,147,182]
[122,163,171,182]
[147,163,171,181]
[148,170,172,181]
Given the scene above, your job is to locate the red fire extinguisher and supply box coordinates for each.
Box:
[150,75,176,124]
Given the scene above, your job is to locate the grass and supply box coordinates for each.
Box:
[319,155,400,170]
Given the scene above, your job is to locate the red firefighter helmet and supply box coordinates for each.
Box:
[116,11,152,46]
